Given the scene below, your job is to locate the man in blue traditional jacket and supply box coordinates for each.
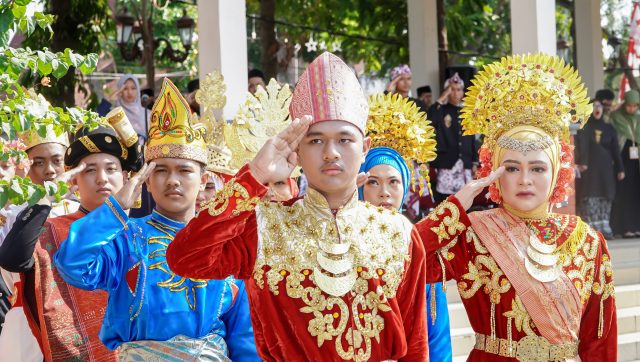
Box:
[54,78,259,361]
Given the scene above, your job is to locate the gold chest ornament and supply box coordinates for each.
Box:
[253,188,413,298]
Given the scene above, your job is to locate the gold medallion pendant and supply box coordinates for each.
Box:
[525,232,560,282]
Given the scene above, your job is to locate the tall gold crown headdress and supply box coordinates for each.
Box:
[146,78,207,163]
[461,53,592,148]
[367,92,437,194]
[194,71,237,175]
[225,79,295,172]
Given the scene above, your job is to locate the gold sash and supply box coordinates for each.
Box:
[468,209,581,344]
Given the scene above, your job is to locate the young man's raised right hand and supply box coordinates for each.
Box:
[249,115,311,185]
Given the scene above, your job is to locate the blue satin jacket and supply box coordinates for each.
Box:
[54,196,259,361]
[426,282,452,362]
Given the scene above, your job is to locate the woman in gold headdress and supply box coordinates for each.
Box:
[417,54,617,361]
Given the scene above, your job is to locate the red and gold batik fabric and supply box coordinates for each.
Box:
[21,211,116,362]
[167,164,428,362]
[416,196,617,362]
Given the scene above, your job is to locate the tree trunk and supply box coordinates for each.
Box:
[619,47,640,91]
[436,0,448,90]
[141,0,156,91]
[47,0,76,107]
[260,0,278,79]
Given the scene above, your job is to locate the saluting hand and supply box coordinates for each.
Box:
[356,172,369,188]
[454,166,505,211]
[40,163,87,205]
[114,162,156,210]
[249,115,311,185]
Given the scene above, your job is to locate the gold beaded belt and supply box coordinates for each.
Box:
[474,333,578,362]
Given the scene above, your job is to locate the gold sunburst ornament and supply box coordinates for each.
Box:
[194,71,237,175]
[367,92,437,195]
[461,53,592,148]
[225,78,295,172]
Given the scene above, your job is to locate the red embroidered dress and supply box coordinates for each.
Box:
[167,165,428,361]
[417,196,617,362]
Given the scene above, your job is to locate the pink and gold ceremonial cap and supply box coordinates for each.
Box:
[289,52,369,133]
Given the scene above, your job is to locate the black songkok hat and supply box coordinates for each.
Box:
[417,85,432,95]
[248,68,265,80]
[595,89,615,102]
[187,79,200,93]
[65,108,144,172]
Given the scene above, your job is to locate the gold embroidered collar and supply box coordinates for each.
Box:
[303,187,360,219]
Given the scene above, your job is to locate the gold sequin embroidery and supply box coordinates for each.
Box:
[253,191,412,362]
[428,200,466,244]
[458,253,511,304]
[201,178,260,216]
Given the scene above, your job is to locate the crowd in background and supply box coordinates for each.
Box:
[90,67,640,241]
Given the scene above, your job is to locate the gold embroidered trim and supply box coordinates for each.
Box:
[458,254,511,304]
[503,296,536,336]
[105,198,128,230]
[253,199,412,361]
[428,200,466,244]
[430,283,437,325]
[147,220,209,310]
[200,178,260,217]
[79,136,100,153]
[592,252,615,338]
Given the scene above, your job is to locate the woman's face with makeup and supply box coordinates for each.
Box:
[499,149,553,213]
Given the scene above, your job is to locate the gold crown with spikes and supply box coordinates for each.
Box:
[461,53,592,148]
[145,78,207,164]
[20,93,70,150]
[194,71,237,175]
[225,78,300,176]
[367,92,437,195]
[21,125,70,150]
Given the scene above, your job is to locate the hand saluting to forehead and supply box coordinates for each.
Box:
[114,162,156,210]
[454,166,505,211]
[249,115,312,185]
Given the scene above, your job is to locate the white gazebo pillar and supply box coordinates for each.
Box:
[510,0,557,55]
[575,0,604,96]
[407,0,440,95]
[197,0,248,119]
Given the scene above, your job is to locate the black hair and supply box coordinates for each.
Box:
[595,89,615,102]
[248,69,265,80]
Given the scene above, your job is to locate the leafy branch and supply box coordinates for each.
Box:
[0,0,102,208]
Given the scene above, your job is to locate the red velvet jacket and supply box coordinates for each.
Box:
[416,196,617,361]
[167,165,428,362]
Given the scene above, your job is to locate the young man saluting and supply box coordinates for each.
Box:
[54,79,258,361]
[167,52,428,361]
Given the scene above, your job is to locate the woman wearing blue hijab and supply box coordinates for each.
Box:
[359,147,452,362]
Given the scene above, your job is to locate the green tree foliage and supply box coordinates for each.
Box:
[0,0,101,207]
[21,0,110,107]
[247,0,408,77]
[444,0,511,66]
[106,0,198,91]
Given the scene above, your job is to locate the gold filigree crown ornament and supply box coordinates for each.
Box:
[367,92,437,195]
[194,71,237,175]
[146,78,207,164]
[19,92,70,150]
[461,53,592,149]
[225,78,299,175]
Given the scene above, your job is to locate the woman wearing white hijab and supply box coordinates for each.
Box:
[98,74,149,142]
[115,74,149,141]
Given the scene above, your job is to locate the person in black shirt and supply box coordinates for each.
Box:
[575,99,624,239]
[427,73,478,203]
